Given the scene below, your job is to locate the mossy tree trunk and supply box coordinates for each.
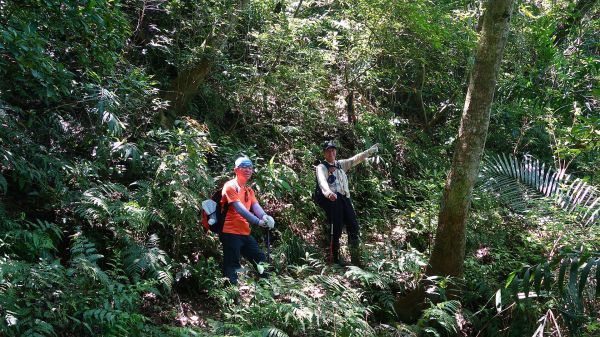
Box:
[426,0,515,277]
[160,0,250,127]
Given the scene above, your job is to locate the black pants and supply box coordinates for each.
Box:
[220,233,266,284]
[320,193,360,259]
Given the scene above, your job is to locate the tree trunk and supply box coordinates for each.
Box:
[346,91,355,124]
[413,62,428,129]
[427,0,515,277]
[160,0,249,127]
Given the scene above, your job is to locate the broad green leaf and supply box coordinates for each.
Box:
[544,261,552,292]
[522,267,531,299]
[505,270,517,288]
[280,180,291,191]
[510,273,521,300]
[568,256,579,295]
[0,174,6,194]
[578,257,596,297]
[532,263,543,295]
[596,258,600,297]
[558,257,569,295]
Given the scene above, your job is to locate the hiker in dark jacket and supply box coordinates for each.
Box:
[315,141,378,266]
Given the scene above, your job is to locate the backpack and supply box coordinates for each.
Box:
[201,187,230,234]
[312,161,340,208]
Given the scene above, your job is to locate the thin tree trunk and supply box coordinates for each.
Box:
[414,62,428,128]
[346,91,355,124]
[293,0,304,18]
[160,0,249,127]
[427,0,515,277]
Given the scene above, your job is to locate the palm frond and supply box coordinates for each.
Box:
[481,153,600,225]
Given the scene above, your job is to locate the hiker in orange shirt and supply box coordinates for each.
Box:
[220,156,275,285]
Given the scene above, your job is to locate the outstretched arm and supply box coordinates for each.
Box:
[339,144,378,171]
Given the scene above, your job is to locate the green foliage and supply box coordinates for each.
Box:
[186,256,223,292]
[345,245,428,320]
[418,300,462,337]
[243,274,374,336]
[122,234,173,291]
[499,249,600,336]
[0,229,158,337]
[491,0,599,178]
[0,0,598,335]
[0,106,70,197]
[481,153,600,226]
[0,218,61,261]
[0,0,130,103]
[274,229,316,267]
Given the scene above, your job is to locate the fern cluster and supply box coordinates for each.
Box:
[0,225,162,336]
[1,101,218,335]
[216,274,375,337]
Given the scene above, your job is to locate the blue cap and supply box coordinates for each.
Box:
[322,141,336,150]
[234,157,253,168]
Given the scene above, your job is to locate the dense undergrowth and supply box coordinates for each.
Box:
[1,0,598,336]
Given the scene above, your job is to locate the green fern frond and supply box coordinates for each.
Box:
[0,219,61,260]
[375,291,398,317]
[75,183,161,235]
[110,141,141,167]
[418,300,461,336]
[21,319,56,337]
[122,235,173,291]
[308,275,347,295]
[260,327,289,337]
[68,230,110,284]
[345,266,388,289]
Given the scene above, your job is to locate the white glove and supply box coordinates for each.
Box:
[257,219,268,228]
[262,215,275,229]
[257,264,265,275]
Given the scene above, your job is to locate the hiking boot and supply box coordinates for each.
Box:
[333,253,349,267]
[349,245,364,268]
[333,259,348,267]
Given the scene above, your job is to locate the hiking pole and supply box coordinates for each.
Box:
[266,229,271,263]
[329,221,334,264]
